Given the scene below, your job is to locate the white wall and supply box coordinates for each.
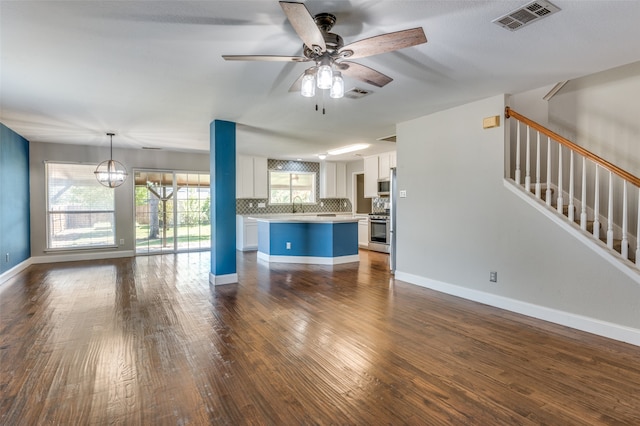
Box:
[395,94,640,344]
[549,60,640,174]
[30,142,209,259]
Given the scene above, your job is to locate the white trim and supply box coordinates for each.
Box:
[209,272,238,286]
[0,258,33,287]
[31,250,134,264]
[395,271,640,347]
[504,179,640,283]
[257,251,359,265]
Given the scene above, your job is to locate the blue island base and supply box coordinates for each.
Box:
[257,220,359,265]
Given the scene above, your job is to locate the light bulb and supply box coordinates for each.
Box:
[301,70,316,97]
[330,71,344,99]
[316,57,333,89]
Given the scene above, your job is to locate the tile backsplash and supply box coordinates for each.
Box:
[236,198,352,215]
[371,196,389,213]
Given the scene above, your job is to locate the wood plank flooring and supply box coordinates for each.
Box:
[1,250,639,425]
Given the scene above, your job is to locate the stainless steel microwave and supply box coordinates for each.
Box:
[377,179,390,195]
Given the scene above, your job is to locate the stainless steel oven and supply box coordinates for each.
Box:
[368,213,390,253]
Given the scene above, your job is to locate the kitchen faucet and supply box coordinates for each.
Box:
[292,196,304,213]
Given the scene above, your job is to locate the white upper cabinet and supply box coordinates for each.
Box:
[320,161,347,198]
[236,155,268,199]
[363,155,379,198]
[378,153,391,180]
[336,162,346,198]
[364,151,396,198]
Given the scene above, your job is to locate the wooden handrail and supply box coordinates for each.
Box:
[505,107,640,188]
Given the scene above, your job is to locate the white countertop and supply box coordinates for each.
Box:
[250,214,362,224]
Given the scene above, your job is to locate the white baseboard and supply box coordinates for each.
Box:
[0,258,33,287]
[395,270,640,347]
[209,272,238,286]
[31,250,135,264]
[257,251,360,265]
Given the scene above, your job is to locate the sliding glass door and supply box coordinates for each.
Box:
[134,170,211,255]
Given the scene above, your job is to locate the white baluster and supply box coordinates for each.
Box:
[621,181,628,259]
[557,146,563,214]
[546,136,552,207]
[535,132,541,199]
[636,187,640,265]
[607,172,614,249]
[515,122,521,185]
[525,126,531,192]
[568,151,575,222]
[593,165,600,239]
[580,157,587,231]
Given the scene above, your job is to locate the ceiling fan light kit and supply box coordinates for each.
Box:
[222,1,427,112]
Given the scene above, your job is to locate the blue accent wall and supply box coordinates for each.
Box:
[210,120,236,277]
[259,221,358,257]
[0,123,30,274]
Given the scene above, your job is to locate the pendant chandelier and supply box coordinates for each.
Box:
[94,132,128,188]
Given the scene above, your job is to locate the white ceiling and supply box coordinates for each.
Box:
[2,1,640,162]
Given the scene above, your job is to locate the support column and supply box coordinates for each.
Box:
[209,120,238,285]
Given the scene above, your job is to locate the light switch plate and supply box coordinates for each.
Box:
[399,190,407,198]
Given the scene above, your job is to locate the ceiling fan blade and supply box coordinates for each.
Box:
[222,55,309,62]
[337,61,393,88]
[280,1,326,54]
[339,27,427,60]
[288,72,304,92]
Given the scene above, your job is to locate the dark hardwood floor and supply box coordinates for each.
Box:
[1,250,639,425]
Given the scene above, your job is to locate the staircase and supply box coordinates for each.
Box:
[530,185,636,263]
[506,107,639,272]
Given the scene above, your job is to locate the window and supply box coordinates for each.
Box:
[46,162,116,249]
[269,171,315,204]
[134,170,211,254]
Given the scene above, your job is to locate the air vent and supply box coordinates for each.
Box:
[344,87,372,99]
[378,135,397,143]
[142,146,161,150]
[493,0,560,31]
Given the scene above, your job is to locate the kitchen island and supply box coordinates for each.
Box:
[254,215,360,265]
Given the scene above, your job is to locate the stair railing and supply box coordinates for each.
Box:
[505,107,640,266]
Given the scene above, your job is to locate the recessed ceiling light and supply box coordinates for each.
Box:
[327,143,370,156]
[318,154,327,160]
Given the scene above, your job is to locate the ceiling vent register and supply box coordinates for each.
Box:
[493,0,561,31]
[343,88,372,100]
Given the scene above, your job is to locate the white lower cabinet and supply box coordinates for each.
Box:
[236,215,258,251]
[358,218,369,248]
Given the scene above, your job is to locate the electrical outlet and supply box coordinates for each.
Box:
[343,201,347,207]
[399,190,407,198]
[490,271,498,282]
[286,242,291,250]
[120,239,125,245]
[320,201,324,207]
[258,202,266,208]
[249,202,253,208]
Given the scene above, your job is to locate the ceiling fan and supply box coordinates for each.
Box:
[222,1,427,104]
